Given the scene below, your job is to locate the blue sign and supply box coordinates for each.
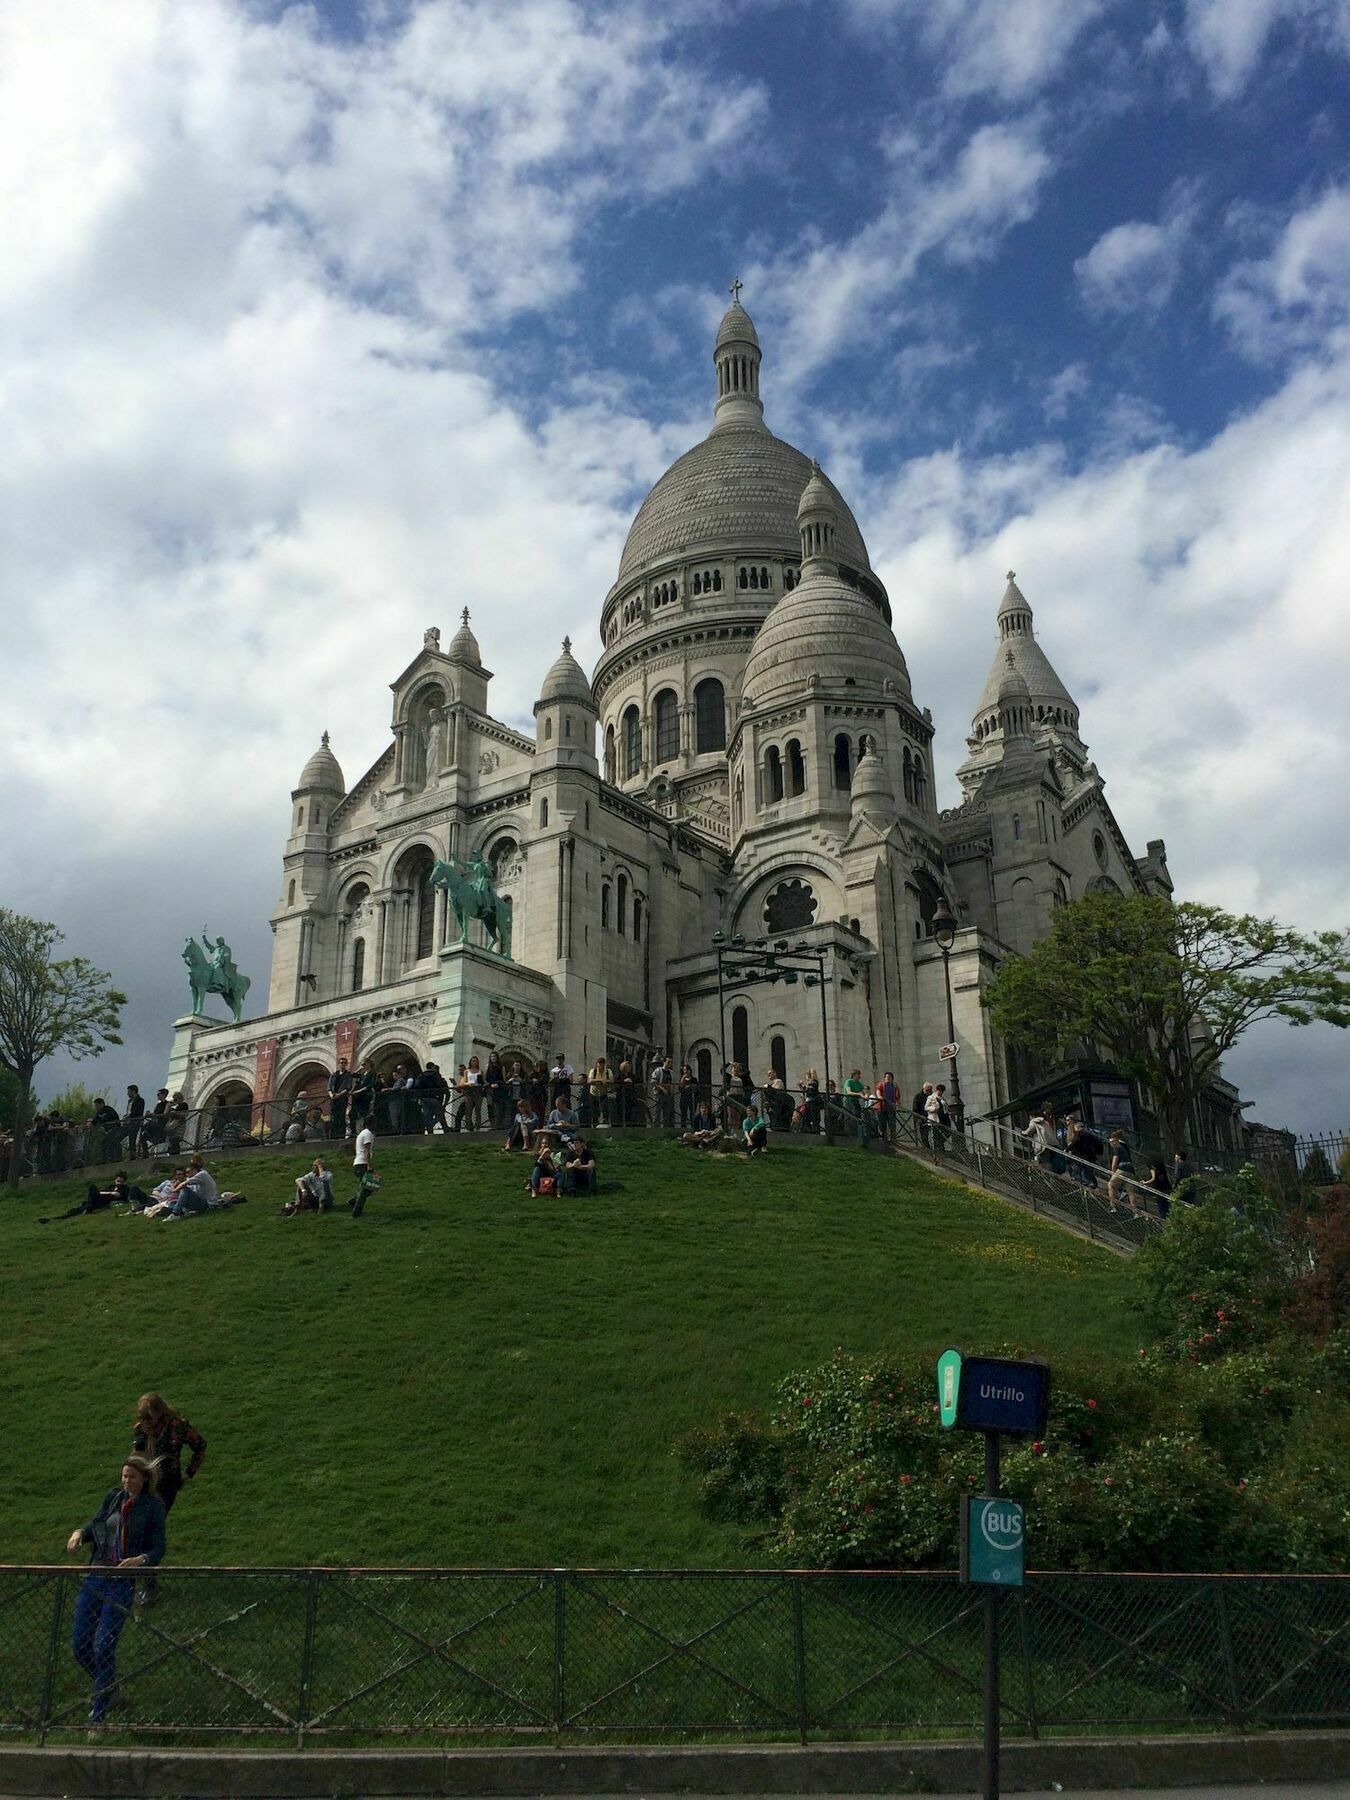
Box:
[955,1356,1050,1437]
[962,1495,1025,1587]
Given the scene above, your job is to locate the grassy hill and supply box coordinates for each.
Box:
[1,1137,1142,1568]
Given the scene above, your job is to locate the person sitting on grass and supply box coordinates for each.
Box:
[160,1158,219,1220]
[40,1172,149,1224]
[742,1104,769,1156]
[560,1136,597,1195]
[528,1146,559,1195]
[545,1098,579,1144]
[504,1099,540,1153]
[682,1099,721,1149]
[284,1157,335,1215]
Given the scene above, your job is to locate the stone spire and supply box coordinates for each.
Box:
[972,569,1081,744]
[796,462,838,574]
[712,284,765,431]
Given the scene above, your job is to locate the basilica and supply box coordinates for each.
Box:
[168,296,1242,1146]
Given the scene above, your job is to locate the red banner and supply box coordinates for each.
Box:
[253,1036,279,1130]
[336,1018,359,1067]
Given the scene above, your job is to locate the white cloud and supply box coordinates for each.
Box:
[1075,187,1200,313]
[1183,0,1350,97]
[1216,184,1350,357]
[846,0,1104,99]
[752,122,1052,386]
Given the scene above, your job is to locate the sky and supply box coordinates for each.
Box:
[2,0,1348,1132]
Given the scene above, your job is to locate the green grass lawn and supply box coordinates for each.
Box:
[1,1137,1142,1568]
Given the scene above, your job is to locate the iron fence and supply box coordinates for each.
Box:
[0,1566,1344,1746]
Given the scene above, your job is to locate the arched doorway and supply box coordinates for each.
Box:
[201,1079,253,1148]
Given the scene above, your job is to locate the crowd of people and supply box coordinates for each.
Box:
[4,1086,192,1175]
[64,1393,206,1724]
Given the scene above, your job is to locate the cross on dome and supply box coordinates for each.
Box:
[562,635,571,654]
[461,607,471,626]
[729,277,743,303]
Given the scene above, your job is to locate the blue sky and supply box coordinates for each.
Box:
[1,0,1347,1129]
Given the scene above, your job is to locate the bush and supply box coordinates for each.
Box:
[1133,1186,1283,1361]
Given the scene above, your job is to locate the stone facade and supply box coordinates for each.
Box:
[167,298,1242,1145]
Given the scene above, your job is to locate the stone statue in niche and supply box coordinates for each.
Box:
[421,707,445,788]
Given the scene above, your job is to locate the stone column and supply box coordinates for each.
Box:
[375,898,388,984]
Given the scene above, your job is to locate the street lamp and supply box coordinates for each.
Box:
[930,898,965,1133]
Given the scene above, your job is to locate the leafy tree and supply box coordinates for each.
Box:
[42,1082,98,1122]
[985,893,1350,1156]
[0,910,126,1188]
[0,1065,26,1132]
[1299,1145,1337,1187]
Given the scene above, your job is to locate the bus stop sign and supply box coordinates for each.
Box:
[962,1495,1025,1587]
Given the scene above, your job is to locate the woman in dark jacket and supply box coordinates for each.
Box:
[132,1393,205,1603]
[66,1455,166,1722]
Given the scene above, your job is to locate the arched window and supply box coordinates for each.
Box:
[287,879,296,906]
[693,572,702,595]
[601,884,610,929]
[833,734,852,790]
[1013,813,1021,840]
[912,753,927,810]
[731,1005,749,1072]
[633,896,643,942]
[604,725,617,784]
[760,566,769,588]
[765,745,784,803]
[617,873,628,934]
[623,706,641,779]
[694,679,725,752]
[540,798,549,828]
[653,688,679,763]
[696,1048,713,1095]
[770,1035,787,1083]
[787,739,806,796]
[351,938,366,993]
[1053,878,1069,907]
[712,569,723,591]
[903,746,914,802]
[543,716,553,741]
[738,566,749,589]
[396,846,436,963]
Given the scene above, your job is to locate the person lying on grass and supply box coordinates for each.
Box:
[40,1172,149,1224]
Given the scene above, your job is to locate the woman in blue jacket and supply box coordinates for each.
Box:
[65,1455,166,1723]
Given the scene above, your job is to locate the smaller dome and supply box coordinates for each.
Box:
[447,606,482,664]
[715,299,760,352]
[998,648,1031,704]
[537,636,595,709]
[797,461,834,522]
[296,731,344,794]
[998,569,1033,623]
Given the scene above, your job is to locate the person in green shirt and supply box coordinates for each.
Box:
[843,1070,870,1146]
[741,1105,769,1156]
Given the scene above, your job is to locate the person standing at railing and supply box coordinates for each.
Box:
[1023,1111,1060,1171]
[677,1063,697,1131]
[327,1059,353,1141]
[484,1051,507,1129]
[616,1058,637,1125]
[801,1068,821,1134]
[121,1086,146,1159]
[925,1083,950,1148]
[65,1454,166,1723]
[912,1082,932,1149]
[588,1057,611,1127]
[1063,1116,1102,1188]
[650,1054,675,1127]
[877,1073,898,1143]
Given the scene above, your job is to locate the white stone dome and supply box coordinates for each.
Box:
[613,428,880,594]
[447,607,482,664]
[296,731,344,794]
[537,637,594,709]
[715,299,760,352]
[741,573,911,708]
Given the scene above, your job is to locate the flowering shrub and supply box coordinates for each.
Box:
[1133,1187,1282,1361]
[678,1344,1348,1573]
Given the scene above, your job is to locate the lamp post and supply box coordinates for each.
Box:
[930,899,965,1134]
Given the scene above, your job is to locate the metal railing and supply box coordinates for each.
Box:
[1,1566,1344,1746]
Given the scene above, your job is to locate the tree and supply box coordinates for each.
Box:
[0,910,126,1188]
[986,893,1350,1157]
[0,1065,24,1131]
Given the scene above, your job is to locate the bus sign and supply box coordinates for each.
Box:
[962,1495,1025,1587]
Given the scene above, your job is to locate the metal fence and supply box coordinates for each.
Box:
[1,1566,1345,1746]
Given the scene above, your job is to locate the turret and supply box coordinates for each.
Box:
[712,283,765,431]
[533,636,598,772]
